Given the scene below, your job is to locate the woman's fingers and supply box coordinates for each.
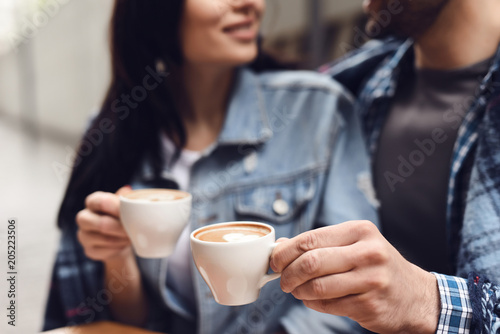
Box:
[76,209,129,238]
[85,191,121,217]
[83,245,132,262]
[77,229,131,261]
[116,185,133,197]
[77,229,130,249]
[76,187,134,262]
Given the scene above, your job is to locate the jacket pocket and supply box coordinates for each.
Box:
[234,177,316,224]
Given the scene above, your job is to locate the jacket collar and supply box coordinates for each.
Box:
[138,67,272,182]
[217,67,273,146]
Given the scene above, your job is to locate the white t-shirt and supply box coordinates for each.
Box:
[161,135,202,191]
[161,134,201,311]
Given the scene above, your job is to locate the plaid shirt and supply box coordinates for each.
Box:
[322,39,500,333]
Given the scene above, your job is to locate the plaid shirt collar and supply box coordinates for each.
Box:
[357,39,414,155]
[358,39,500,150]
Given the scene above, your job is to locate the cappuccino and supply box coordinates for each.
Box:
[195,224,270,243]
[190,221,281,305]
[123,189,189,202]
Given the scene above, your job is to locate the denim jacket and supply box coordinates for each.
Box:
[43,68,378,334]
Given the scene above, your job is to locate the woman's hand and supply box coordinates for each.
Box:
[76,186,133,263]
[270,220,441,334]
[77,186,148,326]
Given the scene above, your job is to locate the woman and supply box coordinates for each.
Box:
[43,0,377,333]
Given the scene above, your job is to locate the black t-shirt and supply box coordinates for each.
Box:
[373,57,492,274]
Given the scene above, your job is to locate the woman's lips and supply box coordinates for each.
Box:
[223,21,257,41]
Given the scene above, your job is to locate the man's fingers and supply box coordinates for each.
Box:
[276,237,289,243]
[76,209,129,238]
[279,245,356,293]
[289,268,375,300]
[271,220,376,272]
[302,296,357,318]
[85,192,121,217]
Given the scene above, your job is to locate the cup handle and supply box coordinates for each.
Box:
[259,243,282,288]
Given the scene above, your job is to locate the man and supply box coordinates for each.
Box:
[271,0,500,333]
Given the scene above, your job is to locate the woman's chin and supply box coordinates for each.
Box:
[187,47,258,68]
[224,47,259,66]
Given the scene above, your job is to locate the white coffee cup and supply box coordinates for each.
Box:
[190,221,281,306]
[120,188,192,258]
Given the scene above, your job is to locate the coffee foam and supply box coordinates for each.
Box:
[124,189,188,202]
[222,233,261,243]
[195,225,270,243]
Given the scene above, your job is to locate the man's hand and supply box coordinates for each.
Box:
[270,220,441,334]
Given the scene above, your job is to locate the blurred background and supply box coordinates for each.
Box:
[0,0,365,332]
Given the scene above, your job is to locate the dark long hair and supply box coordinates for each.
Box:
[58,0,285,228]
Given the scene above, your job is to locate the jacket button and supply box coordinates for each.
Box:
[273,199,289,216]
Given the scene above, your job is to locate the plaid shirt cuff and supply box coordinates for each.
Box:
[433,273,473,333]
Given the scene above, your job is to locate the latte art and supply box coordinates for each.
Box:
[223,233,261,243]
[195,225,270,243]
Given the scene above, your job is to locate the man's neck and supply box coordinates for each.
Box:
[414,0,500,70]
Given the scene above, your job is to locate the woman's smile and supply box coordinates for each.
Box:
[222,18,258,42]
